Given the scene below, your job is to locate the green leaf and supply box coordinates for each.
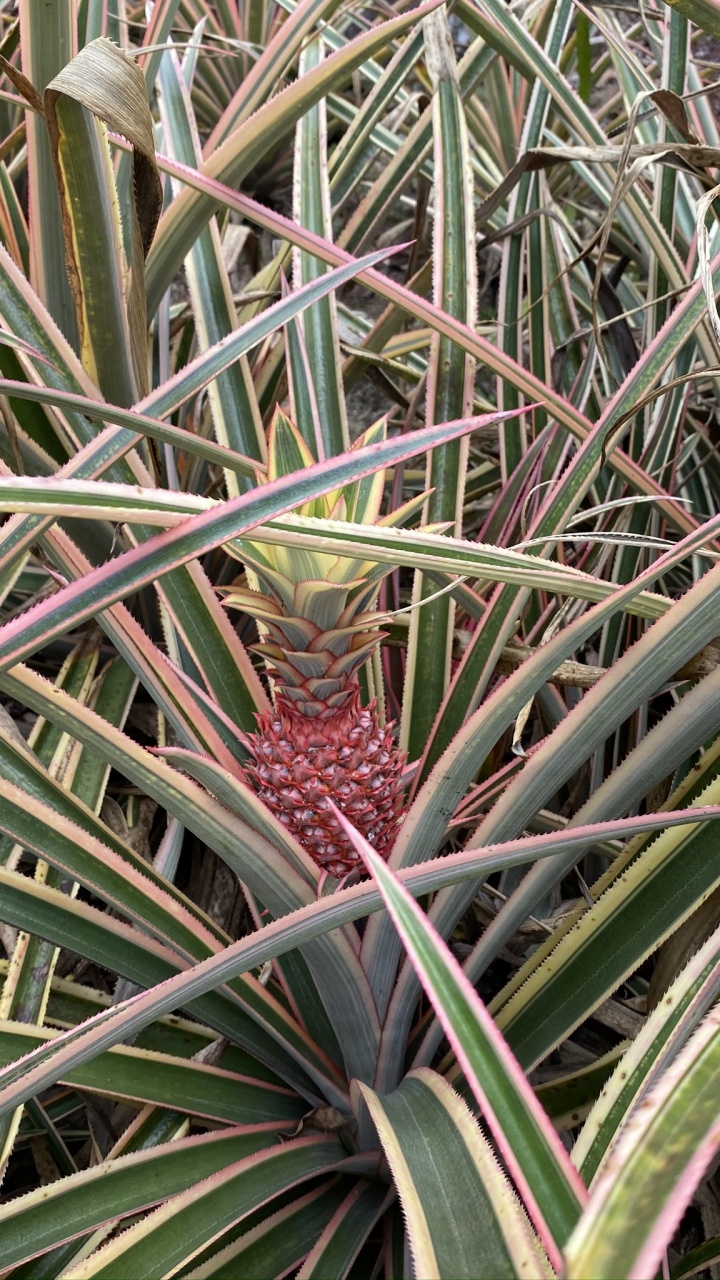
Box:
[44,38,162,402]
[0,1127,280,1271]
[206,0,346,148]
[343,819,586,1265]
[670,1236,720,1280]
[0,408,522,675]
[329,29,424,207]
[145,0,444,316]
[0,862,332,1101]
[572,922,720,1185]
[156,44,264,484]
[185,1179,350,1280]
[359,1070,550,1279]
[564,1003,720,1280]
[60,1137,346,1278]
[0,1019,304,1125]
[663,0,720,36]
[0,483,671,618]
[494,768,720,1070]
[403,8,476,760]
[293,36,348,458]
[0,635,131,1167]
[407,542,720,1074]
[296,1179,392,1280]
[17,0,77,343]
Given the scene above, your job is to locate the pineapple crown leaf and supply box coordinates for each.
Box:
[227,411,437,598]
[339,419,388,525]
[267,408,391,524]
[268,408,315,478]
[226,412,442,678]
[221,586,284,620]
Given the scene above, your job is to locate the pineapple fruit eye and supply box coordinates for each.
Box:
[244,695,404,877]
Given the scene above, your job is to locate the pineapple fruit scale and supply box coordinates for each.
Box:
[224,412,419,878]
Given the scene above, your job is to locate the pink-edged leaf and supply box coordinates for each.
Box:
[564,1004,720,1280]
[204,0,347,151]
[356,1069,551,1280]
[156,746,319,883]
[670,1236,720,1280]
[145,0,445,313]
[0,378,263,477]
[0,241,403,589]
[0,775,226,959]
[387,505,720,879]
[0,1125,282,1271]
[295,1178,391,1279]
[329,806,586,1267]
[48,524,255,768]
[7,654,720,916]
[1,790,720,1132]
[134,0,184,92]
[179,1178,351,1279]
[0,861,344,1103]
[145,149,708,538]
[0,1020,303,1126]
[58,1136,350,1277]
[0,407,530,673]
[0,330,59,368]
[574,921,720,1185]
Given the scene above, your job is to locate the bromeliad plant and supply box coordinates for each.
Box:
[3,1,720,1277]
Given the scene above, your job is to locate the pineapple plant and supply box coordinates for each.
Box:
[224,410,416,878]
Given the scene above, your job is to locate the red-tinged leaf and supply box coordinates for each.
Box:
[183,1178,350,1280]
[357,1070,550,1279]
[296,1179,392,1279]
[0,379,263,478]
[204,0,347,151]
[574,922,720,1185]
[329,805,586,1268]
[0,1126,282,1271]
[60,1137,350,1277]
[564,1004,720,1280]
[4,788,717,1131]
[0,407,531,674]
[0,1022,303,1126]
[0,861,343,1102]
[0,240,398,584]
[44,525,252,770]
[156,747,319,883]
[146,152,705,539]
[145,0,446,315]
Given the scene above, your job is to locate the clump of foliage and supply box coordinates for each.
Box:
[1,0,720,1277]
